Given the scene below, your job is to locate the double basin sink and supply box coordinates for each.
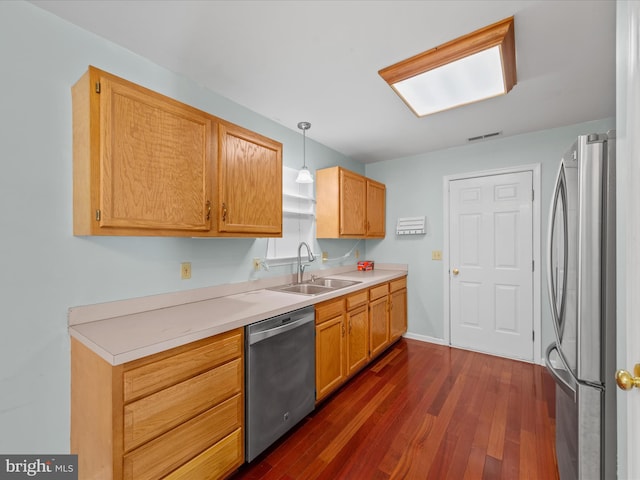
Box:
[268,277,361,296]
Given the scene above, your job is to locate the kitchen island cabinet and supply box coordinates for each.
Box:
[71,328,244,480]
[315,166,386,239]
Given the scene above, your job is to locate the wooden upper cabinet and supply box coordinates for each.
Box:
[72,66,212,236]
[366,179,386,238]
[72,66,283,238]
[316,166,385,239]
[339,169,367,236]
[217,122,282,236]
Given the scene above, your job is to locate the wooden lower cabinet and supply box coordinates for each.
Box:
[346,290,369,376]
[315,276,407,402]
[162,429,243,480]
[389,277,408,342]
[315,298,347,402]
[369,283,390,358]
[71,328,244,480]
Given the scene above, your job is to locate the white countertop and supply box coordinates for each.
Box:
[69,267,407,365]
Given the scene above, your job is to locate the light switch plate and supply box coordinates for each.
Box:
[432,250,442,261]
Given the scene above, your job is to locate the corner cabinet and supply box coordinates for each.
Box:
[217,122,282,235]
[72,66,282,238]
[315,166,386,239]
[71,329,244,480]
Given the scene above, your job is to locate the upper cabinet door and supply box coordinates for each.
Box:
[217,123,282,235]
[100,76,212,232]
[73,66,212,235]
[339,169,366,236]
[316,166,386,239]
[366,179,386,238]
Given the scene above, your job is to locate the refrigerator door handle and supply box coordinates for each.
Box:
[546,163,569,345]
[545,342,577,401]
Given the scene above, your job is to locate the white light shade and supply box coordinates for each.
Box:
[295,166,313,183]
[392,46,505,116]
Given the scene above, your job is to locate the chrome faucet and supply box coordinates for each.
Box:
[297,242,316,283]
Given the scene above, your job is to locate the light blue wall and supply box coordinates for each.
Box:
[365,117,615,353]
[0,0,616,456]
[0,1,362,453]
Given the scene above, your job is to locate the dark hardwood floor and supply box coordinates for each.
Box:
[231,338,559,480]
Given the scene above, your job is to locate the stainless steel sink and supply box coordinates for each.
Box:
[305,278,361,289]
[267,277,361,296]
[272,284,334,295]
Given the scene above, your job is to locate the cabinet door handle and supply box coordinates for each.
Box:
[342,324,345,337]
[222,203,227,222]
[206,200,211,221]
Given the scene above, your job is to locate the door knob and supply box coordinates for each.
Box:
[452,268,459,275]
[615,364,640,391]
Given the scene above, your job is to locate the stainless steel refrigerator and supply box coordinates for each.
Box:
[545,131,616,480]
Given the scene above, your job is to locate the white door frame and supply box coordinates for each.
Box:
[443,163,542,364]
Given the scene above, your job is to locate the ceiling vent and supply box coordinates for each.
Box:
[467,131,502,142]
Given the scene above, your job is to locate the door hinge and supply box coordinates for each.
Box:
[95,82,101,94]
[95,209,101,221]
[532,331,535,341]
[532,260,535,272]
[532,189,535,201]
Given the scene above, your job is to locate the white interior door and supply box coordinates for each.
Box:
[449,171,533,361]
[617,2,640,477]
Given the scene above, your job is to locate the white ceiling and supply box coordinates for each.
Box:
[30,0,616,164]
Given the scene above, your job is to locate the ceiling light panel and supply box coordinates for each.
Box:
[379,17,516,117]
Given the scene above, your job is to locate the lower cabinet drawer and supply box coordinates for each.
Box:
[369,283,389,300]
[124,358,242,451]
[390,276,407,292]
[123,329,243,403]
[123,394,242,480]
[346,290,368,310]
[315,298,345,324]
[163,428,243,480]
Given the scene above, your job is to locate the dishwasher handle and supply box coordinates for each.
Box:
[248,311,314,345]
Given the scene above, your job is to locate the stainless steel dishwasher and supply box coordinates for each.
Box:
[245,305,315,462]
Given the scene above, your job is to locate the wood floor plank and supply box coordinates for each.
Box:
[231,339,559,480]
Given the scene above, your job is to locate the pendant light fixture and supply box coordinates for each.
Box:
[295,121,313,184]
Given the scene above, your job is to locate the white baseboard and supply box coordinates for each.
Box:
[403,332,447,345]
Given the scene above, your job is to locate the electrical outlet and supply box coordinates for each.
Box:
[322,252,328,263]
[181,262,192,279]
[252,258,261,271]
[432,250,442,261]
[355,249,360,259]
